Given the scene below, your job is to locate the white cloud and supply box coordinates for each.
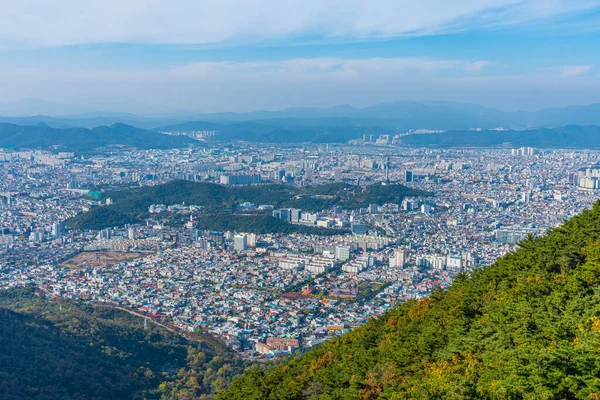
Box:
[558,65,592,76]
[464,61,494,72]
[170,57,489,76]
[1,56,596,113]
[0,0,598,47]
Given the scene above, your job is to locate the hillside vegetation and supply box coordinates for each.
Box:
[191,213,345,236]
[220,201,600,399]
[0,288,244,400]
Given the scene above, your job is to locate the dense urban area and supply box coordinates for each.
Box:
[1,136,599,359]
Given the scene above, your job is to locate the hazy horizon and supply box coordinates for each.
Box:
[2,97,600,119]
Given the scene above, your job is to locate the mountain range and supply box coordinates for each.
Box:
[0,122,196,152]
[400,125,600,148]
[3,101,600,149]
[4,101,600,131]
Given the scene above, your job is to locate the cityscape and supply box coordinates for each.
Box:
[3,1,600,398]
[1,138,598,358]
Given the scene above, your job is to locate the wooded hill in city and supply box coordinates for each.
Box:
[67,180,428,231]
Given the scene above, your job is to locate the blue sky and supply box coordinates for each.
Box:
[1,0,600,115]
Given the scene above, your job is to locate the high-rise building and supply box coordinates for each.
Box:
[446,254,462,270]
[385,158,390,182]
[272,208,301,223]
[52,221,64,238]
[375,135,390,145]
[30,230,44,243]
[405,170,413,182]
[495,227,537,244]
[305,168,313,180]
[301,212,318,223]
[462,252,479,268]
[512,147,536,156]
[233,234,247,251]
[209,231,225,245]
[395,249,407,268]
[290,209,302,223]
[247,233,257,247]
[279,209,290,222]
[418,254,446,270]
[334,169,342,182]
[335,245,351,261]
[197,236,209,250]
[219,174,262,186]
[351,223,367,235]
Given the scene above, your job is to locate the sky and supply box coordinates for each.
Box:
[1,0,600,115]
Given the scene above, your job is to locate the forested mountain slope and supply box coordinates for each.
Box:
[220,201,600,399]
[0,289,243,400]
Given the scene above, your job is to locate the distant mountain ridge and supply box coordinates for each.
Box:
[0,122,197,152]
[401,125,600,148]
[4,101,600,146]
[156,120,387,143]
[4,101,600,132]
[154,101,600,130]
[152,101,600,143]
[0,114,181,130]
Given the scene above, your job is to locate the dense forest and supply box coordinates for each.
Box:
[220,201,600,399]
[67,180,427,231]
[0,289,245,400]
